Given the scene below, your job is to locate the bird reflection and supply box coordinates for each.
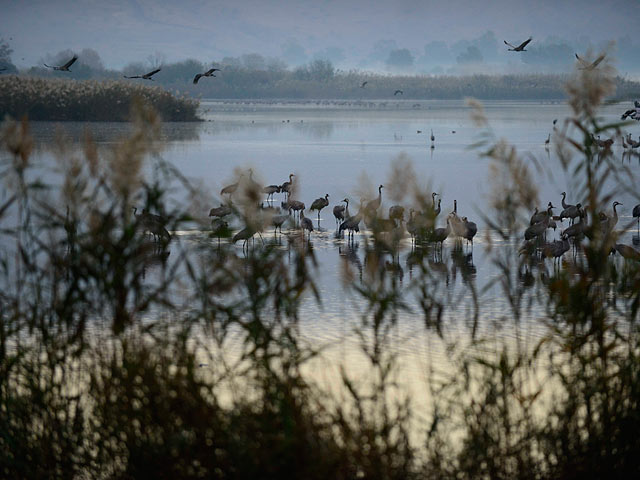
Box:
[450,244,476,283]
[339,242,363,282]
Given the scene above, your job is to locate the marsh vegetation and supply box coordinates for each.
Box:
[0,75,199,121]
[1,59,640,479]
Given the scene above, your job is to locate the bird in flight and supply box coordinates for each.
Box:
[575,53,606,70]
[124,68,162,80]
[44,55,78,71]
[394,89,403,96]
[193,68,220,84]
[360,81,368,88]
[504,38,532,51]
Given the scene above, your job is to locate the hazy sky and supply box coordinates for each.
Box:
[1,0,636,70]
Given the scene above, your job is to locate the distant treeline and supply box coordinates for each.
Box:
[16,57,640,101]
[0,76,199,122]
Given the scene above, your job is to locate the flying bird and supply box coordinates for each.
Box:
[44,54,78,71]
[124,68,162,80]
[504,38,532,51]
[360,81,368,88]
[193,68,220,84]
[394,89,403,95]
[575,53,606,70]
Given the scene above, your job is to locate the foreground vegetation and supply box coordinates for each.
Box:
[0,75,199,121]
[1,64,640,479]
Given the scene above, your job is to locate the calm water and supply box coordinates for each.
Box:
[19,100,640,396]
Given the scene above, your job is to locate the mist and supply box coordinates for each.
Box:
[2,0,640,77]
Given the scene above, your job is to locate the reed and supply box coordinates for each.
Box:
[0,75,200,121]
[1,55,640,479]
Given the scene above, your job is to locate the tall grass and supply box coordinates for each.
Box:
[0,75,199,121]
[1,55,640,479]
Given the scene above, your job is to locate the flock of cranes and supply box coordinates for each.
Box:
[200,166,640,270]
[207,171,480,255]
[31,49,640,268]
[519,192,640,263]
[41,54,221,85]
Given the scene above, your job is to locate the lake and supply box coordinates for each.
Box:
[17,99,640,404]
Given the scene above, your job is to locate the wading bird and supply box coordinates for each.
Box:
[193,68,220,84]
[44,54,78,71]
[365,185,384,213]
[600,201,622,237]
[310,194,330,222]
[394,90,403,95]
[233,225,255,251]
[263,184,281,202]
[124,68,161,80]
[272,211,287,234]
[504,37,532,51]
[300,209,314,239]
[280,173,295,199]
[432,218,451,253]
[633,204,640,234]
[333,198,349,225]
[209,204,232,218]
[339,200,364,239]
[221,175,242,197]
[389,205,405,225]
[545,133,551,147]
[614,243,640,261]
[575,53,606,70]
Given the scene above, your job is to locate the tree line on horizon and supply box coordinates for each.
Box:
[2,37,640,101]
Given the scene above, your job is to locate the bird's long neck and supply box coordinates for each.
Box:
[561,192,568,209]
[613,203,619,218]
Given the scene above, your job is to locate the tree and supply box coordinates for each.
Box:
[79,48,104,71]
[308,59,334,82]
[241,53,266,71]
[386,48,414,68]
[456,46,483,64]
[0,37,17,73]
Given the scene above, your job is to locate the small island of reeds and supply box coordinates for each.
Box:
[0,75,200,122]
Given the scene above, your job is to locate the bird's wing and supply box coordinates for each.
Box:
[206,68,220,74]
[63,55,78,69]
[193,73,202,84]
[517,38,532,49]
[575,53,588,67]
[590,54,606,68]
[145,68,161,78]
[504,40,516,49]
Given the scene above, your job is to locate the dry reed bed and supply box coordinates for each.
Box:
[0,75,200,121]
